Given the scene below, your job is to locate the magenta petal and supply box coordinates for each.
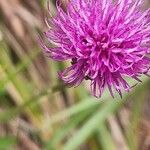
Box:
[40,0,150,98]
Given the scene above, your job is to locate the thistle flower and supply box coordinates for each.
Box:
[41,0,150,98]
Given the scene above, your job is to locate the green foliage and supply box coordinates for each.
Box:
[0,136,16,150]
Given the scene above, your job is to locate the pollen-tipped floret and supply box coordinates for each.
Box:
[41,0,150,98]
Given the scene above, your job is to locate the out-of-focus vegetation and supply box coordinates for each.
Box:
[0,0,150,150]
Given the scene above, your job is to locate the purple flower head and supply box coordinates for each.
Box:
[41,0,150,98]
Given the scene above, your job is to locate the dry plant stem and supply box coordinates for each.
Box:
[9,119,41,150]
[0,83,65,123]
[17,131,40,150]
[108,115,129,150]
[0,0,25,39]
[118,107,131,130]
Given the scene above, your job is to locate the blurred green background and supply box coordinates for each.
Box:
[0,0,150,150]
